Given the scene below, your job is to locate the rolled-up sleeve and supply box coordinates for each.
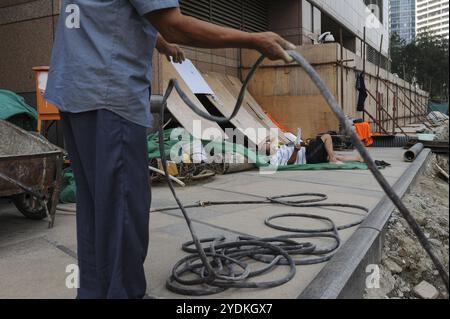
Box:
[129,0,179,16]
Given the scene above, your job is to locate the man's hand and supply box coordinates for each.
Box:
[162,43,185,63]
[251,32,296,63]
[294,144,302,151]
[156,35,185,64]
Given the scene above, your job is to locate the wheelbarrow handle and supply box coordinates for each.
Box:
[0,171,45,200]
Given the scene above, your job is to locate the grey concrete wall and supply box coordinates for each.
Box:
[0,0,58,96]
[268,0,306,45]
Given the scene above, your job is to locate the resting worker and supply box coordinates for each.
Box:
[44,0,296,299]
[263,134,364,167]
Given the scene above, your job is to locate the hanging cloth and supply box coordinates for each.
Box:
[354,122,374,147]
[356,73,368,112]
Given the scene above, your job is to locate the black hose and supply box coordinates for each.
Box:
[156,51,449,296]
[287,50,449,291]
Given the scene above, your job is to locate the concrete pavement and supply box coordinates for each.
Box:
[0,148,414,299]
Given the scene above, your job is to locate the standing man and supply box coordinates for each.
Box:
[45,0,295,299]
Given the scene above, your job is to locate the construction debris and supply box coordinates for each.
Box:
[436,164,449,183]
[366,122,449,299]
[365,142,449,299]
[434,120,450,140]
[413,281,440,299]
[428,112,449,125]
[383,259,403,274]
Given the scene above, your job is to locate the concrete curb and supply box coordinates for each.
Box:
[299,148,432,299]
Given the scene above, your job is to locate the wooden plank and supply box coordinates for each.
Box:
[254,95,340,140]
[205,72,289,143]
[241,43,430,138]
[151,51,162,95]
[242,64,337,97]
[202,72,270,145]
[206,72,267,123]
[160,58,225,140]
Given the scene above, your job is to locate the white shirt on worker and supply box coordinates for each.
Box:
[270,145,307,167]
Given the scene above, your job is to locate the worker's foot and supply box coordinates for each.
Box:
[329,160,344,165]
[356,155,365,163]
[329,156,339,164]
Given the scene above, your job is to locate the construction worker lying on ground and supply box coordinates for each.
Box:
[262,134,364,167]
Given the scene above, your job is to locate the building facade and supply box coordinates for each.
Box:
[0,0,389,106]
[416,0,449,39]
[270,0,390,62]
[390,0,417,43]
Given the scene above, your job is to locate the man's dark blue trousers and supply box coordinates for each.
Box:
[61,109,151,299]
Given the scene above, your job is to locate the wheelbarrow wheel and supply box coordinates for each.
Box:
[12,193,50,220]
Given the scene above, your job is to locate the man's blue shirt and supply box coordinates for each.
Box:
[45,0,179,128]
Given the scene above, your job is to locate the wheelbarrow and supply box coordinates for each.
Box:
[0,119,63,228]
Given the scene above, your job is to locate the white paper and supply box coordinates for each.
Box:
[171,59,214,95]
[38,72,48,92]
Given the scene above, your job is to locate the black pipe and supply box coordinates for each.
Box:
[150,95,166,114]
[404,143,425,162]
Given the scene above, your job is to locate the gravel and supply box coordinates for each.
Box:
[365,122,449,299]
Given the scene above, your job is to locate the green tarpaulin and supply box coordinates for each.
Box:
[274,162,368,171]
[59,168,76,204]
[0,89,37,131]
[147,128,267,167]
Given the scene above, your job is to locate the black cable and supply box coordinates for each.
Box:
[156,51,449,296]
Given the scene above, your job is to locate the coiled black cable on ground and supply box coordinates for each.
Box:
[157,50,449,296]
[151,193,369,295]
[159,193,368,296]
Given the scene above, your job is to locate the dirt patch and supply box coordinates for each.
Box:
[365,138,449,299]
[434,120,449,141]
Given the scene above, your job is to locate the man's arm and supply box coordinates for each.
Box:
[287,145,301,165]
[146,8,295,62]
[156,34,185,63]
[287,150,299,165]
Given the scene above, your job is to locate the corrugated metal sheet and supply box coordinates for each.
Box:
[180,0,269,32]
[367,44,388,69]
[179,0,211,20]
[243,0,269,32]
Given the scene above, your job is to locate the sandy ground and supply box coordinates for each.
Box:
[366,122,449,299]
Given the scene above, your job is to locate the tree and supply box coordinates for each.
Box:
[390,33,407,78]
[390,31,449,102]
